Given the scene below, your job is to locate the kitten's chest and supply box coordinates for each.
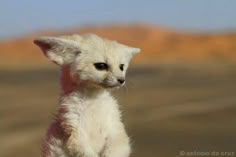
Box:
[80,96,119,151]
[82,97,116,133]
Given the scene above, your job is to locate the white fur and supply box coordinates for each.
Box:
[34,34,140,157]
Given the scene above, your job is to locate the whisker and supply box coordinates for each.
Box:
[123,84,129,94]
[126,80,135,89]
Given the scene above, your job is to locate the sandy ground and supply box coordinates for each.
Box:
[1,64,236,157]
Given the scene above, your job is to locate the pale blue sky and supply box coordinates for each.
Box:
[0,0,236,38]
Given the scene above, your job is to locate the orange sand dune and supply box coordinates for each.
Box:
[1,24,236,68]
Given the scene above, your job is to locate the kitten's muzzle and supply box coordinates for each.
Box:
[101,77,125,88]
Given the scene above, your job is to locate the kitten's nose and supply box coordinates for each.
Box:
[117,78,125,84]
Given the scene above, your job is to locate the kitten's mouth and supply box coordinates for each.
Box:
[82,79,124,89]
[100,83,120,89]
[99,82,123,89]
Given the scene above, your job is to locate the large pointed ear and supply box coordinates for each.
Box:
[128,47,141,55]
[33,36,81,65]
[125,47,141,60]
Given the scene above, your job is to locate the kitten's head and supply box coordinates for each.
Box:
[34,34,140,89]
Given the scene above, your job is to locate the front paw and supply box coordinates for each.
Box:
[66,133,80,156]
[66,133,98,157]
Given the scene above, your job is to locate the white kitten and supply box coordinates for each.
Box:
[34,34,140,157]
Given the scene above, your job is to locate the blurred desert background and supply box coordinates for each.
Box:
[1,1,236,157]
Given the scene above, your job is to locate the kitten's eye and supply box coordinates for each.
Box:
[94,63,109,71]
[119,64,124,71]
